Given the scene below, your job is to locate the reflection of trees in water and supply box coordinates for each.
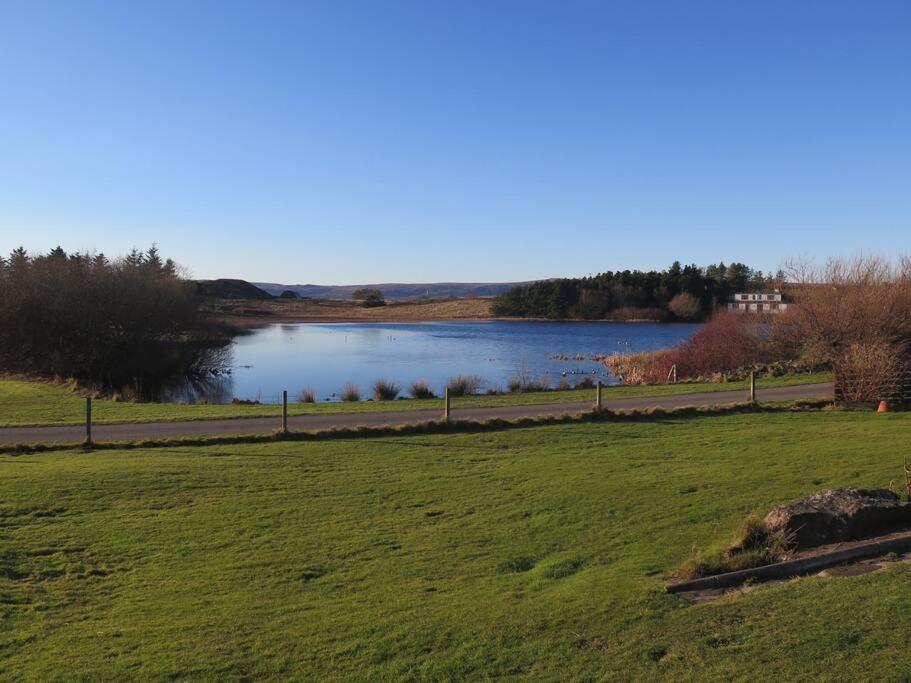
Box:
[161,343,235,404]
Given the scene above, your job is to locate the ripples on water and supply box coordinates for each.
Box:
[170,321,701,403]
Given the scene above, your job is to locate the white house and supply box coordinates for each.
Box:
[727,292,789,313]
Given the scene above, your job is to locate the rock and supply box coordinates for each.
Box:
[764,488,911,549]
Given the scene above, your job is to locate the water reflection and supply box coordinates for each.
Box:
[163,321,701,404]
[161,373,234,404]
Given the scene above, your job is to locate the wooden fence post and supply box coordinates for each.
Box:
[595,380,602,412]
[281,390,288,434]
[85,397,93,449]
[749,371,756,404]
[444,388,451,422]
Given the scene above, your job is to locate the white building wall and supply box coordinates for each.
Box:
[726,293,788,313]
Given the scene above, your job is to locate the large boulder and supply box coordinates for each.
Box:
[764,488,911,549]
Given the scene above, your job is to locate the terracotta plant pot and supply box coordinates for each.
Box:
[877,400,892,413]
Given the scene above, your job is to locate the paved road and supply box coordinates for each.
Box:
[0,383,832,446]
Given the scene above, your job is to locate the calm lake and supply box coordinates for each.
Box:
[196,321,700,403]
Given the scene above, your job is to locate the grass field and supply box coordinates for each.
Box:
[2,410,909,680]
[211,295,494,324]
[0,373,831,428]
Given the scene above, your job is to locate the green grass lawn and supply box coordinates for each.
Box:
[1,410,908,680]
[0,372,831,427]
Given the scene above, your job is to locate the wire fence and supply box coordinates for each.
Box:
[834,367,911,406]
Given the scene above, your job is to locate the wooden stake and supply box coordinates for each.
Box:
[85,397,93,448]
[595,380,602,412]
[444,388,451,421]
[749,371,756,403]
[281,390,288,433]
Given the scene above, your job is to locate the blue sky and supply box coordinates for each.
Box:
[1,1,908,284]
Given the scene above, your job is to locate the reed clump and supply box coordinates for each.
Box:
[507,375,551,393]
[446,375,483,396]
[372,378,401,401]
[340,383,361,402]
[409,380,436,399]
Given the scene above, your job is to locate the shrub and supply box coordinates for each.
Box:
[833,339,903,403]
[297,387,316,403]
[352,288,385,308]
[779,255,911,353]
[372,378,401,401]
[575,376,596,389]
[507,375,551,393]
[340,383,361,401]
[779,255,911,403]
[668,292,702,321]
[409,380,436,399]
[446,375,483,396]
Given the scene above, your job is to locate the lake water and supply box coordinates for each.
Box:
[201,321,700,403]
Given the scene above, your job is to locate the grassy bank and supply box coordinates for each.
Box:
[211,295,494,324]
[1,411,909,679]
[0,373,831,427]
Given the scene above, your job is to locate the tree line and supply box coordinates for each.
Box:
[491,262,777,320]
[0,246,230,398]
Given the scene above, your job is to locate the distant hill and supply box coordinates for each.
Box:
[197,279,274,300]
[253,281,533,301]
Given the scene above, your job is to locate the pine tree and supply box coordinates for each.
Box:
[9,247,28,269]
[146,244,163,271]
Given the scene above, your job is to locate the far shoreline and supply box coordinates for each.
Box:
[206,295,704,328]
[217,314,699,328]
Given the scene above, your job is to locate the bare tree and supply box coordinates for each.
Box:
[779,255,911,360]
[778,255,911,403]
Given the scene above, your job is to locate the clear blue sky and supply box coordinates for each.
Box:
[1,1,908,284]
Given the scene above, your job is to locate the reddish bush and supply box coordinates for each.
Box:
[669,312,777,377]
[605,312,784,383]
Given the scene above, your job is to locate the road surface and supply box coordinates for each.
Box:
[0,382,832,446]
